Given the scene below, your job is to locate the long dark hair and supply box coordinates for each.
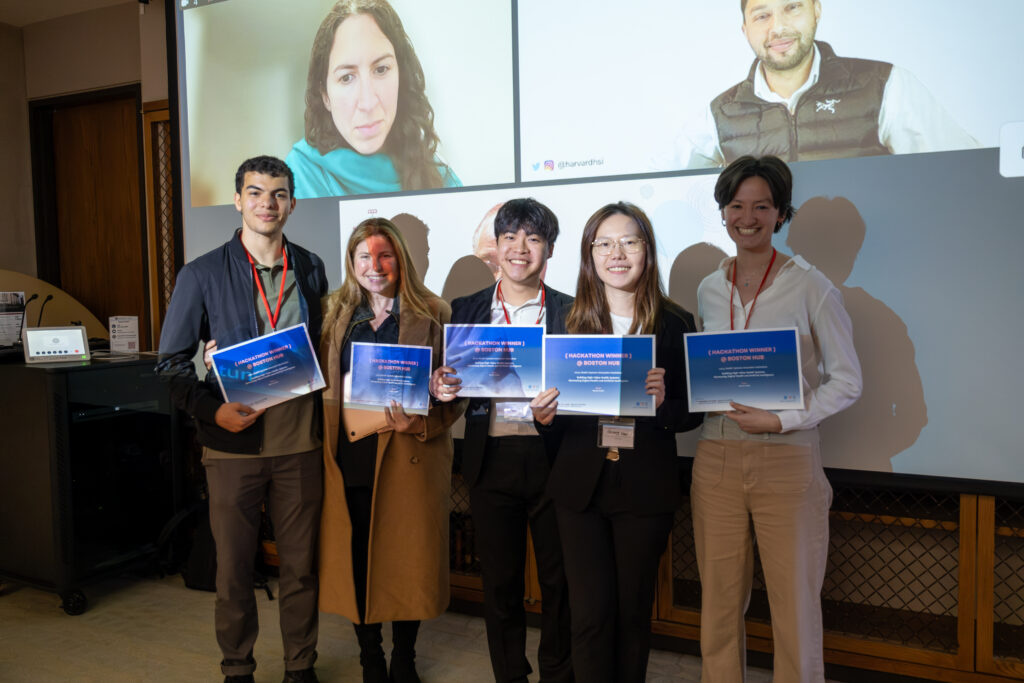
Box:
[302,0,446,191]
[565,202,667,335]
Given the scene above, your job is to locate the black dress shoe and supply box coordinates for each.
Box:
[224,675,255,683]
[283,668,319,683]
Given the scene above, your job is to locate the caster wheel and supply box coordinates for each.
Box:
[60,590,87,615]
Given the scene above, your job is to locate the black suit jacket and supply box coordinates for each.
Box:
[543,301,704,514]
[451,283,574,488]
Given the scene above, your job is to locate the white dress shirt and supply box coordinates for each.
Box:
[697,255,862,433]
[487,281,545,437]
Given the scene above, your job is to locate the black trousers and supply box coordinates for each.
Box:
[556,460,674,683]
[345,486,419,644]
[469,436,574,683]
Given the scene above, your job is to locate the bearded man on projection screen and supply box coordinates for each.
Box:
[673,0,979,168]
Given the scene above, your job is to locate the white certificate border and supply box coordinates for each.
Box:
[542,333,656,417]
[683,326,803,413]
[345,341,434,416]
[443,323,544,398]
[209,322,326,410]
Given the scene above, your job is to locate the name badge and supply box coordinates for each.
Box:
[495,400,533,424]
[597,417,635,449]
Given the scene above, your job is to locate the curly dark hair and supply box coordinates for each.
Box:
[302,0,446,191]
[234,155,294,195]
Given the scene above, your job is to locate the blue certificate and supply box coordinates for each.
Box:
[684,327,803,412]
[345,342,433,416]
[210,323,326,409]
[444,324,544,398]
[543,335,656,417]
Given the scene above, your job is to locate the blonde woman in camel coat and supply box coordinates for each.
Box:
[318,218,464,682]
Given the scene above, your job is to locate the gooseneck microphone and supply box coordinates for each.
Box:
[37,294,54,327]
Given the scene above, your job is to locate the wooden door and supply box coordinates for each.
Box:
[50,95,148,348]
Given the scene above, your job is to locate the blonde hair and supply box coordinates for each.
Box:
[323,218,438,338]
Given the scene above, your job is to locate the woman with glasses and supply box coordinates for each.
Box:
[531,202,702,682]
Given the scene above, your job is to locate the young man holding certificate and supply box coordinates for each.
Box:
[157,156,327,683]
[430,199,575,683]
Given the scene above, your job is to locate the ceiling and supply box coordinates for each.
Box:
[0,0,135,28]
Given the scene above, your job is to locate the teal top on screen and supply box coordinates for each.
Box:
[286,139,461,199]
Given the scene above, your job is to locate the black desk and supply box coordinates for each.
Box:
[0,357,181,614]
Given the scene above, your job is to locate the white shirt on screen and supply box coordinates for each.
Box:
[664,44,980,170]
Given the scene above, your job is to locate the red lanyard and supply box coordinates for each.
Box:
[244,241,288,331]
[729,248,776,331]
[496,280,546,325]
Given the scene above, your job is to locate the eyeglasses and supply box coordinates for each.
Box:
[591,237,645,256]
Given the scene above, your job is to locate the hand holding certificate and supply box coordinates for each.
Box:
[542,335,656,416]
[209,323,326,410]
[684,328,803,412]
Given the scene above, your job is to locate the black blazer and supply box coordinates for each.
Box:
[450,283,574,488]
[543,301,704,514]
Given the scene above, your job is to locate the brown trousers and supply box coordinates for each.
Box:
[205,449,322,677]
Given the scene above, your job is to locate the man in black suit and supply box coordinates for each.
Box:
[430,199,574,683]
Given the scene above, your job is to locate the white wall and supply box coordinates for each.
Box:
[0,1,169,278]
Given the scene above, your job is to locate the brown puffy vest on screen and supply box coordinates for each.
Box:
[711,41,893,163]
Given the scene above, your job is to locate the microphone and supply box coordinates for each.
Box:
[37,294,53,327]
[21,293,39,333]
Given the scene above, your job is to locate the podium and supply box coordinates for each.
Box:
[0,357,181,614]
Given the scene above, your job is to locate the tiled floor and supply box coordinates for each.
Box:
[0,573,778,682]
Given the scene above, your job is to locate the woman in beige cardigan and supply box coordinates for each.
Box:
[318,218,463,682]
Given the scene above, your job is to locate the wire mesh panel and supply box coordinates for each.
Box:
[992,498,1024,662]
[824,487,960,652]
[152,119,176,325]
[671,498,700,610]
[670,486,962,654]
[449,471,480,575]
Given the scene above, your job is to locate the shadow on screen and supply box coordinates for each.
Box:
[392,213,430,282]
[442,255,495,304]
[787,197,928,472]
[669,242,728,326]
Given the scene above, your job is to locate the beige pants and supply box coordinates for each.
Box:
[691,416,832,683]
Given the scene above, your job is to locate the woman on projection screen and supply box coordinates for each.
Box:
[286,0,461,199]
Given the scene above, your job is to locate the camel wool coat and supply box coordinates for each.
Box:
[318,295,464,624]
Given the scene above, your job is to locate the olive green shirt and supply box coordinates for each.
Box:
[204,253,321,460]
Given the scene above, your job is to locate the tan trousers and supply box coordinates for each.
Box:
[691,417,832,683]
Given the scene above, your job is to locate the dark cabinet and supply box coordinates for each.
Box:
[0,358,180,614]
